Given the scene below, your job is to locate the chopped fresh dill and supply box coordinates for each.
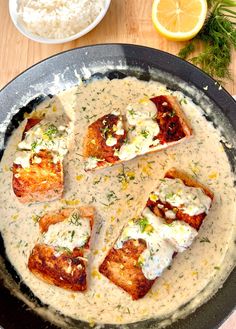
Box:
[93,177,102,185]
[31,141,38,152]
[166,192,174,199]
[71,230,75,242]
[141,129,149,138]
[106,190,119,202]
[85,114,97,123]
[44,124,58,139]
[168,111,176,117]
[128,109,135,117]
[137,217,149,233]
[55,246,72,254]
[32,214,40,223]
[200,237,211,243]
[69,212,82,226]
[100,125,110,138]
[117,164,128,183]
[126,194,134,201]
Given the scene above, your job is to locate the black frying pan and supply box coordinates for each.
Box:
[0,44,235,329]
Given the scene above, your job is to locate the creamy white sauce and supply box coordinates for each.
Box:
[115,117,125,135]
[14,119,69,168]
[155,178,212,216]
[105,114,125,147]
[84,156,104,171]
[117,99,160,161]
[115,207,198,280]
[0,77,235,327]
[14,150,32,168]
[105,135,117,147]
[43,210,91,252]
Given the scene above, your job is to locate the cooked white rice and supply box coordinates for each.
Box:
[17,0,106,39]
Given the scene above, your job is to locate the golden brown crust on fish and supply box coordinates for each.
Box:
[12,150,63,204]
[99,169,213,299]
[83,113,127,168]
[147,168,214,230]
[159,95,192,140]
[165,168,213,199]
[28,244,87,291]
[99,239,154,300]
[28,206,94,291]
[83,96,192,170]
[12,118,64,203]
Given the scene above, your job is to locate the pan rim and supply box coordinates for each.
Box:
[0,43,235,329]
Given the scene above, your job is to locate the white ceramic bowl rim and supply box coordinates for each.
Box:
[9,0,111,44]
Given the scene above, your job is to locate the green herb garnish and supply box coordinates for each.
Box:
[100,125,110,138]
[178,0,236,80]
[200,237,211,243]
[137,217,149,233]
[44,124,58,139]
[71,230,75,242]
[55,246,72,254]
[168,111,176,118]
[31,141,38,152]
[128,109,135,117]
[166,192,174,200]
[141,129,149,138]
[85,114,97,123]
[69,212,82,226]
[106,190,119,202]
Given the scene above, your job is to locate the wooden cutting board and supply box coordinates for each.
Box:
[0,0,235,328]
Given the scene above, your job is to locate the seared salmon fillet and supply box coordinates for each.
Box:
[147,168,214,230]
[83,113,127,167]
[12,150,63,203]
[83,95,192,170]
[28,206,94,291]
[99,169,213,299]
[99,239,155,300]
[12,118,69,203]
[28,244,88,291]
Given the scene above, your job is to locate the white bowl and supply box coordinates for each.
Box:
[9,0,111,44]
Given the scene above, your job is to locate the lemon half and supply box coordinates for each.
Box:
[152,0,208,41]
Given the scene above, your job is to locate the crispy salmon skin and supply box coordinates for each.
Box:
[28,206,94,291]
[99,169,213,299]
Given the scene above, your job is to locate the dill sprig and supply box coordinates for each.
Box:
[178,0,236,81]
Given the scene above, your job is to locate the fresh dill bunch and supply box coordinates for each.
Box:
[178,0,236,80]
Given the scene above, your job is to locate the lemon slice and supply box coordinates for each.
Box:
[152,0,207,41]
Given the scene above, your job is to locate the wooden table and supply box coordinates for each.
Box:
[0,0,235,328]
